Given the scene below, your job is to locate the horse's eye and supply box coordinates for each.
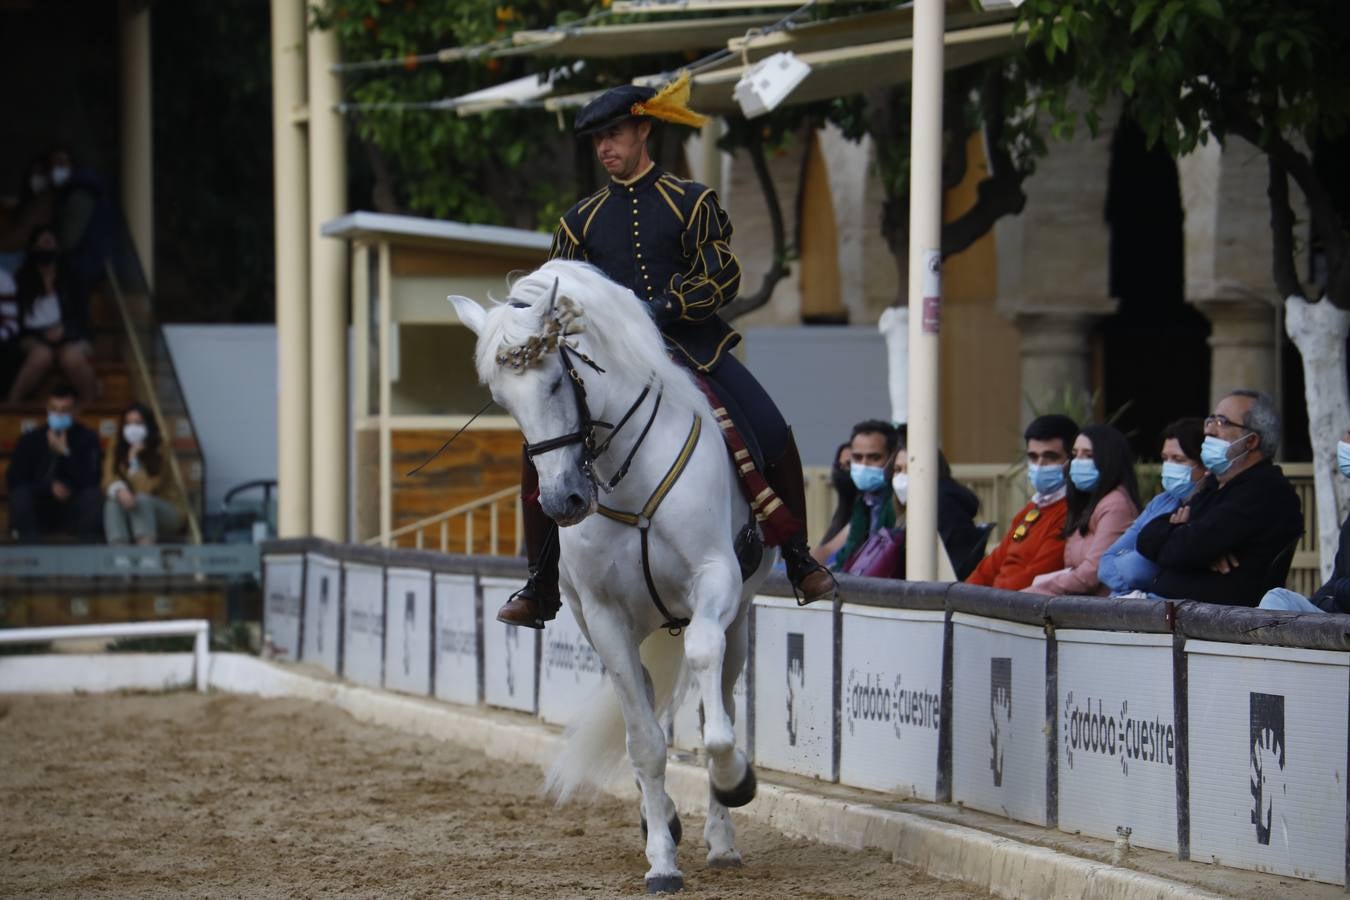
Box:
[549,377,562,396]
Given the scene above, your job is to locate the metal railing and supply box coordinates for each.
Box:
[367,484,522,553]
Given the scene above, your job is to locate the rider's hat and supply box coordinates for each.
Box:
[573,72,708,136]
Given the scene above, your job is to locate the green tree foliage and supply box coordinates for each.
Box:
[1017,0,1350,304]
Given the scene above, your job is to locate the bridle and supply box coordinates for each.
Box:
[502,278,698,633]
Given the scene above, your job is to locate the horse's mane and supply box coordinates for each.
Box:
[475,259,707,417]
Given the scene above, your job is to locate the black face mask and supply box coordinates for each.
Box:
[30,250,57,267]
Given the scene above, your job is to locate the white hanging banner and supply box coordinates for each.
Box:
[538,602,606,727]
[433,573,480,706]
[342,562,386,689]
[384,567,433,696]
[303,553,342,674]
[481,577,538,714]
[262,553,304,661]
[752,596,835,780]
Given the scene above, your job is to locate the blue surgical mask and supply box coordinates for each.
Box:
[1160,460,1198,498]
[1027,462,1065,496]
[1069,458,1099,492]
[47,412,71,432]
[1201,433,1251,476]
[850,463,887,493]
[1338,440,1350,479]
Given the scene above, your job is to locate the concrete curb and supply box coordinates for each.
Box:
[211,655,1223,900]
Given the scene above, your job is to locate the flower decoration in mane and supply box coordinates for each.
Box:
[494,293,586,373]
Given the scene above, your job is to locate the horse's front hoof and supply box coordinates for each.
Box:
[645,873,684,894]
[712,765,757,809]
[640,810,683,846]
[707,850,743,869]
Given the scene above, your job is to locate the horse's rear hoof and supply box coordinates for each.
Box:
[646,874,684,894]
[640,810,683,846]
[712,765,757,809]
[707,850,744,869]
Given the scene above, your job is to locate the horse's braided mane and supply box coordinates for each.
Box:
[475,259,707,417]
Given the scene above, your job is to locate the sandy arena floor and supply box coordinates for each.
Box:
[0,692,986,899]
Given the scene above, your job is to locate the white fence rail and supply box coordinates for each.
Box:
[0,619,211,692]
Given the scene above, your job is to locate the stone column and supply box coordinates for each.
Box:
[995,102,1119,429]
[1178,137,1289,404]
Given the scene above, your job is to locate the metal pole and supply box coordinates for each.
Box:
[308,20,349,540]
[118,0,154,287]
[271,0,311,537]
[904,0,945,582]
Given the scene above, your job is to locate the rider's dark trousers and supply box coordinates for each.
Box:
[699,352,789,466]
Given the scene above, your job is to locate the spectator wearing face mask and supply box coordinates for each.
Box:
[5,382,102,542]
[102,402,184,545]
[1099,418,1207,596]
[1137,390,1304,606]
[1025,424,1140,596]
[47,147,119,318]
[0,154,57,262]
[1260,425,1350,613]
[885,436,984,580]
[967,414,1078,590]
[830,419,901,571]
[811,441,858,565]
[8,225,98,403]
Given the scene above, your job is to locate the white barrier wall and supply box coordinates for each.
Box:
[538,602,606,726]
[952,613,1049,826]
[481,577,538,714]
[262,553,303,660]
[752,596,835,780]
[303,554,342,673]
[1187,640,1349,886]
[1057,630,1177,852]
[839,605,944,799]
[342,562,385,688]
[672,669,749,756]
[433,573,479,706]
[385,568,433,696]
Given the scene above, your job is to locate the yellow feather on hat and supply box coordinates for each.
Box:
[630,71,708,129]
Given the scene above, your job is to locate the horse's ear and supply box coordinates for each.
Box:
[448,295,485,336]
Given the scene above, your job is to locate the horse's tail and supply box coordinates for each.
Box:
[544,632,685,805]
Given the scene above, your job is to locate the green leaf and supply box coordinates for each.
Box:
[1052,21,1069,53]
[1277,39,1292,61]
[1194,0,1223,19]
[1129,0,1158,33]
[1121,74,1135,96]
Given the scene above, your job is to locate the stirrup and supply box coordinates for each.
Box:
[782,545,837,606]
[498,582,547,630]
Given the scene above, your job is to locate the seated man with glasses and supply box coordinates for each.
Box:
[1136,390,1303,606]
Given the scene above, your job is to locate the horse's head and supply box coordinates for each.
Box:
[450,281,606,527]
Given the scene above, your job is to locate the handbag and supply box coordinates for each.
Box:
[842,526,906,579]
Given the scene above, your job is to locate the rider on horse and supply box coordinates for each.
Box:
[496,76,836,629]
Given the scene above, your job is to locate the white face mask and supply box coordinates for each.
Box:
[123,423,148,446]
[50,165,71,187]
[29,173,48,194]
[892,472,908,506]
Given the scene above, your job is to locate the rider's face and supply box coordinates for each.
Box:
[592,120,651,180]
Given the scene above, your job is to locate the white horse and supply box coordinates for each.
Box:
[450,259,770,894]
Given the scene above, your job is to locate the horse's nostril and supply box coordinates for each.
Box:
[567,493,586,513]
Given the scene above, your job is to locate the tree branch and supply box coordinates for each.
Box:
[1267,154,1307,300]
[720,131,790,321]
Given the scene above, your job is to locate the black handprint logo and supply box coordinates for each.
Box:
[1249,693,1286,846]
[990,658,1012,787]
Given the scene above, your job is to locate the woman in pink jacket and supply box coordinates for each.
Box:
[1026,424,1140,596]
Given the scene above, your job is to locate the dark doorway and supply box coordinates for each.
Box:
[1101,116,1211,460]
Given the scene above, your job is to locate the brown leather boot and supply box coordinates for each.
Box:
[497,453,563,629]
[765,431,837,604]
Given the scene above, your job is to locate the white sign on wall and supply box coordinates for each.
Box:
[1056,630,1177,852]
[433,573,479,706]
[1187,640,1349,885]
[384,568,433,696]
[262,554,303,661]
[752,596,835,780]
[538,602,606,726]
[342,562,385,689]
[482,577,538,713]
[672,665,749,755]
[838,605,944,799]
[951,613,1048,826]
[303,553,342,674]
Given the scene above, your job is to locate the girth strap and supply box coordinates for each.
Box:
[597,413,702,633]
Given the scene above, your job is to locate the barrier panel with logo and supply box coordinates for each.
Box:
[752,595,835,781]
[839,602,944,798]
[303,553,342,673]
[671,668,749,758]
[538,602,606,726]
[433,572,480,706]
[342,561,385,688]
[261,553,304,661]
[951,606,1049,826]
[481,576,538,714]
[384,567,433,696]
[1186,640,1348,884]
[259,538,1350,892]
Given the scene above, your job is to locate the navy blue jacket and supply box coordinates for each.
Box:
[551,164,742,372]
[1313,516,1350,613]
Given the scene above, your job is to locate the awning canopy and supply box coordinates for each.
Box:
[509,13,778,58]
[612,0,892,13]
